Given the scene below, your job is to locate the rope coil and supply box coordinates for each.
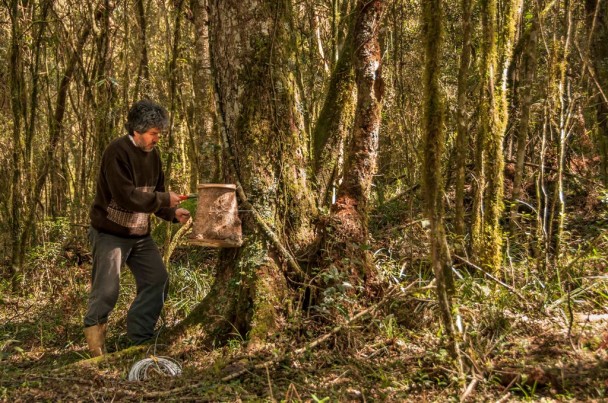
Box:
[128,355,182,381]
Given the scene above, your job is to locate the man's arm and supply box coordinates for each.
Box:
[104,151,181,214]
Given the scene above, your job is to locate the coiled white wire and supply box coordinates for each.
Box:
[128,356,182,381]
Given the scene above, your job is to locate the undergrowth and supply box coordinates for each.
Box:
[1,196,608,401]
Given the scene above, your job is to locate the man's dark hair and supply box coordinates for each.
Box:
[125,100,169,136]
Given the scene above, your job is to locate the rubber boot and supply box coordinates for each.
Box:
[84,323,107,357]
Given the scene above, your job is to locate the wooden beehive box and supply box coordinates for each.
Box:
[188,184,242,248]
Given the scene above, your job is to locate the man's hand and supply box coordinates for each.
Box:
[169,192,181,207]
[175,208,191,224]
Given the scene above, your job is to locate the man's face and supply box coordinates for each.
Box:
[133,128,161,152]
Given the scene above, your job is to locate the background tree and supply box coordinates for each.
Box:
[421,0,460,361]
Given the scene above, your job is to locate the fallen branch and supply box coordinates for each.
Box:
[71,345,147,368]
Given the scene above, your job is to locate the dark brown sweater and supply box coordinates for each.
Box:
[90,135,176,237]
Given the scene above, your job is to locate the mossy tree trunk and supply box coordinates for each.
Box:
[312,14,357,207]
[8,0,25,283]
[320,0,384,292]
[421,0,460,362]
[550,0,573,262]
[173,0,316,347]
[471,0,520,272]
[470,0,496,270]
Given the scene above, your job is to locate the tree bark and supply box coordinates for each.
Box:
[92,0,117,170]
[551,0,573,261]
[472,0,520,272]
[9,0,26,283]
[134,0,151,99]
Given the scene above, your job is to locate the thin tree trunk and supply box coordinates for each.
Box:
[25,1,51,179]
[312,14,357,208]
[511,19,538,233]
[134,0,150,98]
[472,0,521,272]
[470,0,497,268]
[164,0,184,190]
[92,0,117,170]
[422,0,460,363]
[454,0,473,239]
[552,0,573,261]
[9,0,26,284]
[163,0,185,262]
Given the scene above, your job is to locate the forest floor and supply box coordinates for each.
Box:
[2,278,608,402]
[2,201,608,401]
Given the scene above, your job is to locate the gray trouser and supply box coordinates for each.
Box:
[84,227,168,343]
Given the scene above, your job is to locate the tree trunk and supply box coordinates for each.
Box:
[312,13,357,208]
[92,0,117,170]
[9,0,26,283]
[454,0,473,239]
[25,1,51,180]
[551,0,573,261]
[422,0,460,361]
[134,0,151,99]
[470,0,496,269]
[163,0,186,257]
[510,19,538,233]
[322,0,384,289]
[472,0,520,272]
[189,0,219,185]
[172,0,315,347]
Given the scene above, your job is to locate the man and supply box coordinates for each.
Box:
[84,100,190,356]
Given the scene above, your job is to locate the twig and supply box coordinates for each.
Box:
[566,284,575,348]
[453,255,525,300]
[163,218,193,267]
[460,378,478,402]
[265,363,274,401]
